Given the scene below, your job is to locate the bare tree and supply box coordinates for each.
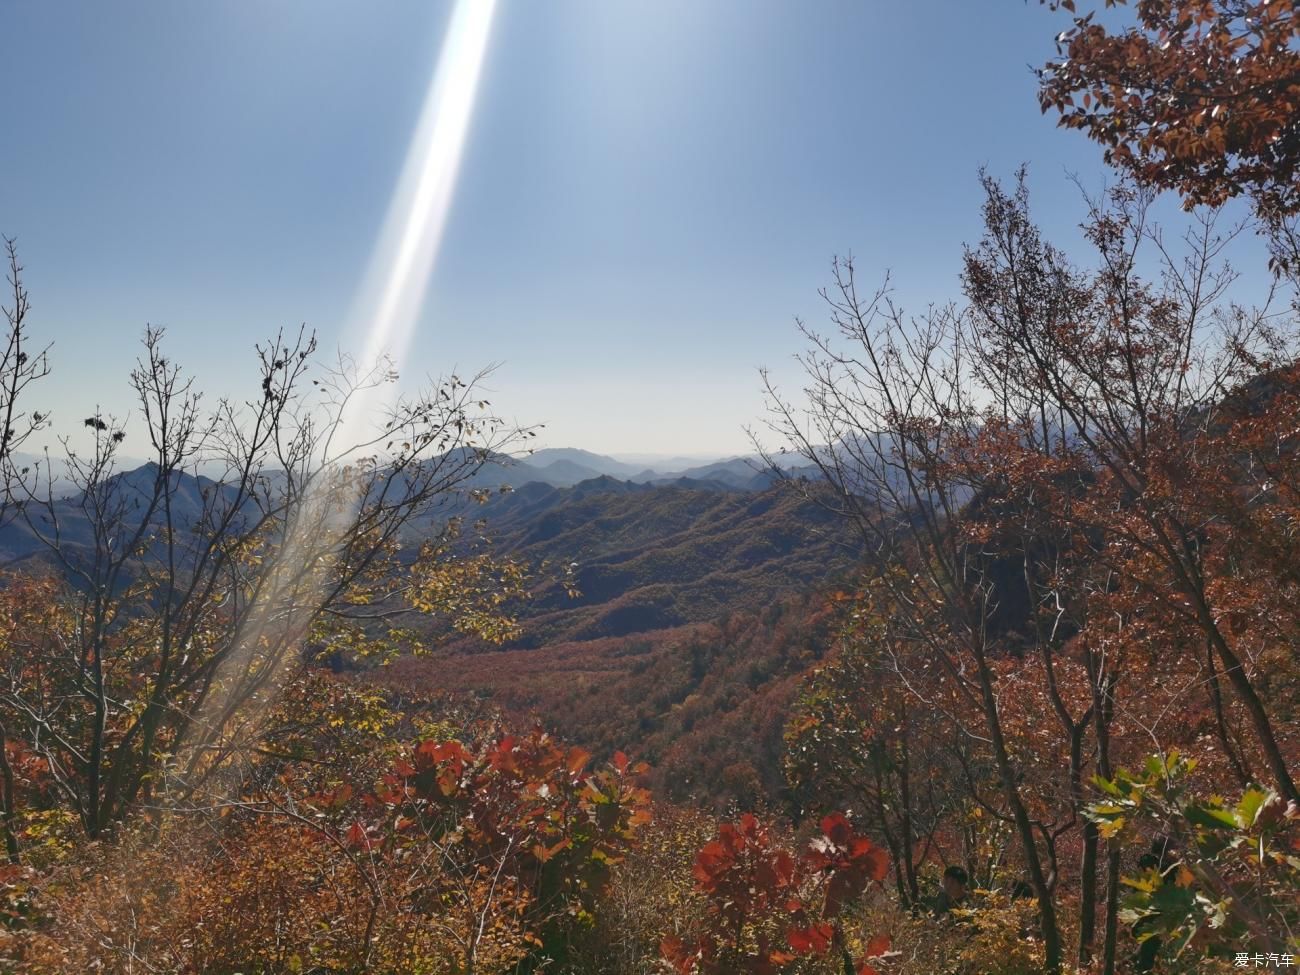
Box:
[0,240,51,863]
[0,262,534,840]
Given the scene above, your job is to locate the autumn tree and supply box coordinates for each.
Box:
[1038,0,1300,273]
[9,720,653,974]
[1039,0,1300,213]
[0,249,536,846]
[785,587,964,912]
[353,727,653,972]
[964,172,1296,799]
[760,155,1300,970]
[0,242,51,869]
[757,257,1075,970]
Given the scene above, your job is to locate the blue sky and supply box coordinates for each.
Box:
[0,1,1214,457]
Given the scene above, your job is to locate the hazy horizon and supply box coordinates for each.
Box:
[0,1,1150,459]
[3,2,1272,464]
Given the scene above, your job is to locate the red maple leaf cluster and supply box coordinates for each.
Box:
[662,811,889,975]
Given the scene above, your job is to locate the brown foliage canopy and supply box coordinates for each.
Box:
[1040,1,1300,220]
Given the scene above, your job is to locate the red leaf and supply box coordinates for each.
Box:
[820,811,854,845]
[391,758,415,778]
[864,845,889,882]
[788,922,834,955]
[660,935,700,974]
[345,821,368,848]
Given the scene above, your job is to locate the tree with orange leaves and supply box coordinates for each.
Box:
[1039,0,1300,218]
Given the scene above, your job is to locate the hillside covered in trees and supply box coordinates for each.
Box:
[1,2,1299,974]
[423,475,857,648]
[383,590,841,810]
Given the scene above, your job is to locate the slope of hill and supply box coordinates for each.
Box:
[0,455,854,804]
[523,448,648,480]
[648,457,765,488]
[380,589,842,809]
[426,477,858,648]
[0,462,248,568]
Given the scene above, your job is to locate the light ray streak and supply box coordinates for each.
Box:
[182,0,499,780]
[338,0,498,450]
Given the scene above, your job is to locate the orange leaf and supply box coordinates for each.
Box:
[566,746,592,777]
[865,933,891,957]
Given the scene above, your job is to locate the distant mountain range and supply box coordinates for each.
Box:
[0,447,826,573]
[468,447,819,491]
[2,446,818,498]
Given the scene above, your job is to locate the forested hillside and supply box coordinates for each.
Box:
[384,591,840,809]
[427,476,856,646]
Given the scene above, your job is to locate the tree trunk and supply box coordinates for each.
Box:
[1093,670,1120,975]
[973,643,1063,972]
[1102,846,1121,975]
[1204,638,1251,789]
[1176,565,1297,802]
[0,723,20,863]
[1203,618,1297,802]
[1079,813,1100,967]
[896,705,922,907]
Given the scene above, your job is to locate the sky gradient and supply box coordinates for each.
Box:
[0,1,1200,457]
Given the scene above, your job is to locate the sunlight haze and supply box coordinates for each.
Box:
[2,1,1114,456]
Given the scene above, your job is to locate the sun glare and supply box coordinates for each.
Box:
[339,0,498,449]
[186,0,499,776]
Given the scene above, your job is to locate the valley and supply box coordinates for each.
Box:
[383,458,859,808]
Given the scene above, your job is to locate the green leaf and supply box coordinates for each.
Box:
[1090,802,1128,818]
[1234,788,1269,828]
[1182,803,1238,831]
[1094,775,1123,797]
